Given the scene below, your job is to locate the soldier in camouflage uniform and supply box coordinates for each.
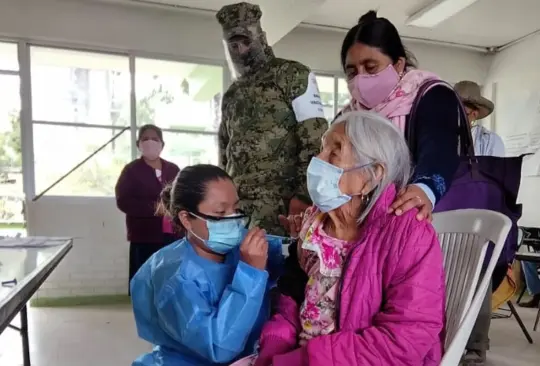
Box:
[216,2,328,236]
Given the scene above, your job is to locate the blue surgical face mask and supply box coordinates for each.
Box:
[190,213,247,254]
[307,157,372,213]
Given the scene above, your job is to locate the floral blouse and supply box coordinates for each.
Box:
[298,208,354,342]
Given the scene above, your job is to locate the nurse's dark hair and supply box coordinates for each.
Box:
[340,10,417,71]
[156,164,232,229]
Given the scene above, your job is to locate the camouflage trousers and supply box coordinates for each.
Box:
[241,197,288,237]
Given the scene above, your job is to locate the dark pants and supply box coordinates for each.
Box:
[128,233,177,294]
[466,265,509,354]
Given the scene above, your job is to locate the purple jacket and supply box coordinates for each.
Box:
[115,158,180,244]
[256,185,446,366]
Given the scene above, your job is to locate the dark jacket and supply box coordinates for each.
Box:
[405,84,460,203]
[334,85,460,206]
[115,158,180,244]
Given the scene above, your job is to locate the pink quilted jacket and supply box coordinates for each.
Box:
[256,185,446,366]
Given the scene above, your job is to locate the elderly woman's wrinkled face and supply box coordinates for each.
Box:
[317,122,376,197]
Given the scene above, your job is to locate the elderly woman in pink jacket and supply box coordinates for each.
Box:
[237,110,446,366]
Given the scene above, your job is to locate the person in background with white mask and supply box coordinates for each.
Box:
[130,164,284,366]
[115,124,181,291]
[455,80,505,157]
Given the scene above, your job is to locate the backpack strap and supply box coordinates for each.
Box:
[406,80,475,158]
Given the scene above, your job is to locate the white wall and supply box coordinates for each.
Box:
[486,34,540,228]
[26,197,127,298]
[278,26,489,83]
[0,0,489,79]
[3,0,492,297]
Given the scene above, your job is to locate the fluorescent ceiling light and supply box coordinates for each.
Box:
[406,0,480,28]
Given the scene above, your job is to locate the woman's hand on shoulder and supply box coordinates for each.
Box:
[278,212,304,238]
[389,184,433,222]
[240,228,268,270]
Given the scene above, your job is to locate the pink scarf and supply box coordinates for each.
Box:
[342,69,441,132]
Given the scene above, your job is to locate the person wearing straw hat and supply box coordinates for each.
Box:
[455,81,505,157]
[454,82,505,365]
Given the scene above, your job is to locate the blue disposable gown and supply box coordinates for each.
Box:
[130,235,284,366]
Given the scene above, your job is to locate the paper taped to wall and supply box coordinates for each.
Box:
[502,132,540,176]
[522,152,540,177]
[496,80,540,176]
[503,131,540,156]
[503,133,529,156]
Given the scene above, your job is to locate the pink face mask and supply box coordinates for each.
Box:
[347,64,400,109]
[139,140,163,160]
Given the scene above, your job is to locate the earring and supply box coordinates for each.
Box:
[361,194,370,207]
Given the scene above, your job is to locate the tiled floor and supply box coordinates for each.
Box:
[0,303,539,365]
[0,305,150,366]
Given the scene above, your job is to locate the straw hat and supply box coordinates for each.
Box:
[454,81,494,119]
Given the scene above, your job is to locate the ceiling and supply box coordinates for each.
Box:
[306,0,540,49]
[95,0,540,49]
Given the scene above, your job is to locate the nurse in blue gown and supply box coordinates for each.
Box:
[130,164,284,366]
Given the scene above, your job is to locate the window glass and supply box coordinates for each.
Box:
[0,42,19,71]
[33,125,131,196]
[316,75,336,121]
[31,47,130,126]
[135,58,223,132]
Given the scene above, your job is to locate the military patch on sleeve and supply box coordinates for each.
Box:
[291,72,326,122]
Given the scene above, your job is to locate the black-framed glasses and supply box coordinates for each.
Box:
[189,209,249,224]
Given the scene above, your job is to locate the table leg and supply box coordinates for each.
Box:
[534,307,540,332]
[20,305,31,366]
[507,301,533,344]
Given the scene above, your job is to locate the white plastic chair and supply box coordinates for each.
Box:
[517,227,524,250]
[432,209,512,366]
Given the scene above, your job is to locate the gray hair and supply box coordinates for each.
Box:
[333,110,412,222]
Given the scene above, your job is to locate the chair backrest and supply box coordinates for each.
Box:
[520,226,540,253]
[432,209,511,366]
[517,227,524,251]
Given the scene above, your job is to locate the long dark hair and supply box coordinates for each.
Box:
[156,165,232,229]
[340,10,417,71]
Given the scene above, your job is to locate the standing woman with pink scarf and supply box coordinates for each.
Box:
[341,10,460,220]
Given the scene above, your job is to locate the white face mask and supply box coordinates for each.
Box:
[307,157,373,212]
[138,140,162,160]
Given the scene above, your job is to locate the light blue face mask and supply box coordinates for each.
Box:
[307,157,372,213]
[190,213,247,254]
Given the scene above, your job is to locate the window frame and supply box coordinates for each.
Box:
[6,39,228,198]
[0,41,24,224]
[313,72,352,120]
[4,38,355,199]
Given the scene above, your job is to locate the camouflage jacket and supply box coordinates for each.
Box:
[218,58,328,206]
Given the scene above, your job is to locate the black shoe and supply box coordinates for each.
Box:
[461,350,486,366]
[519,294,540,308]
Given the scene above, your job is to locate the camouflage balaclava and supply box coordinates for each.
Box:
[216,2,274,78]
